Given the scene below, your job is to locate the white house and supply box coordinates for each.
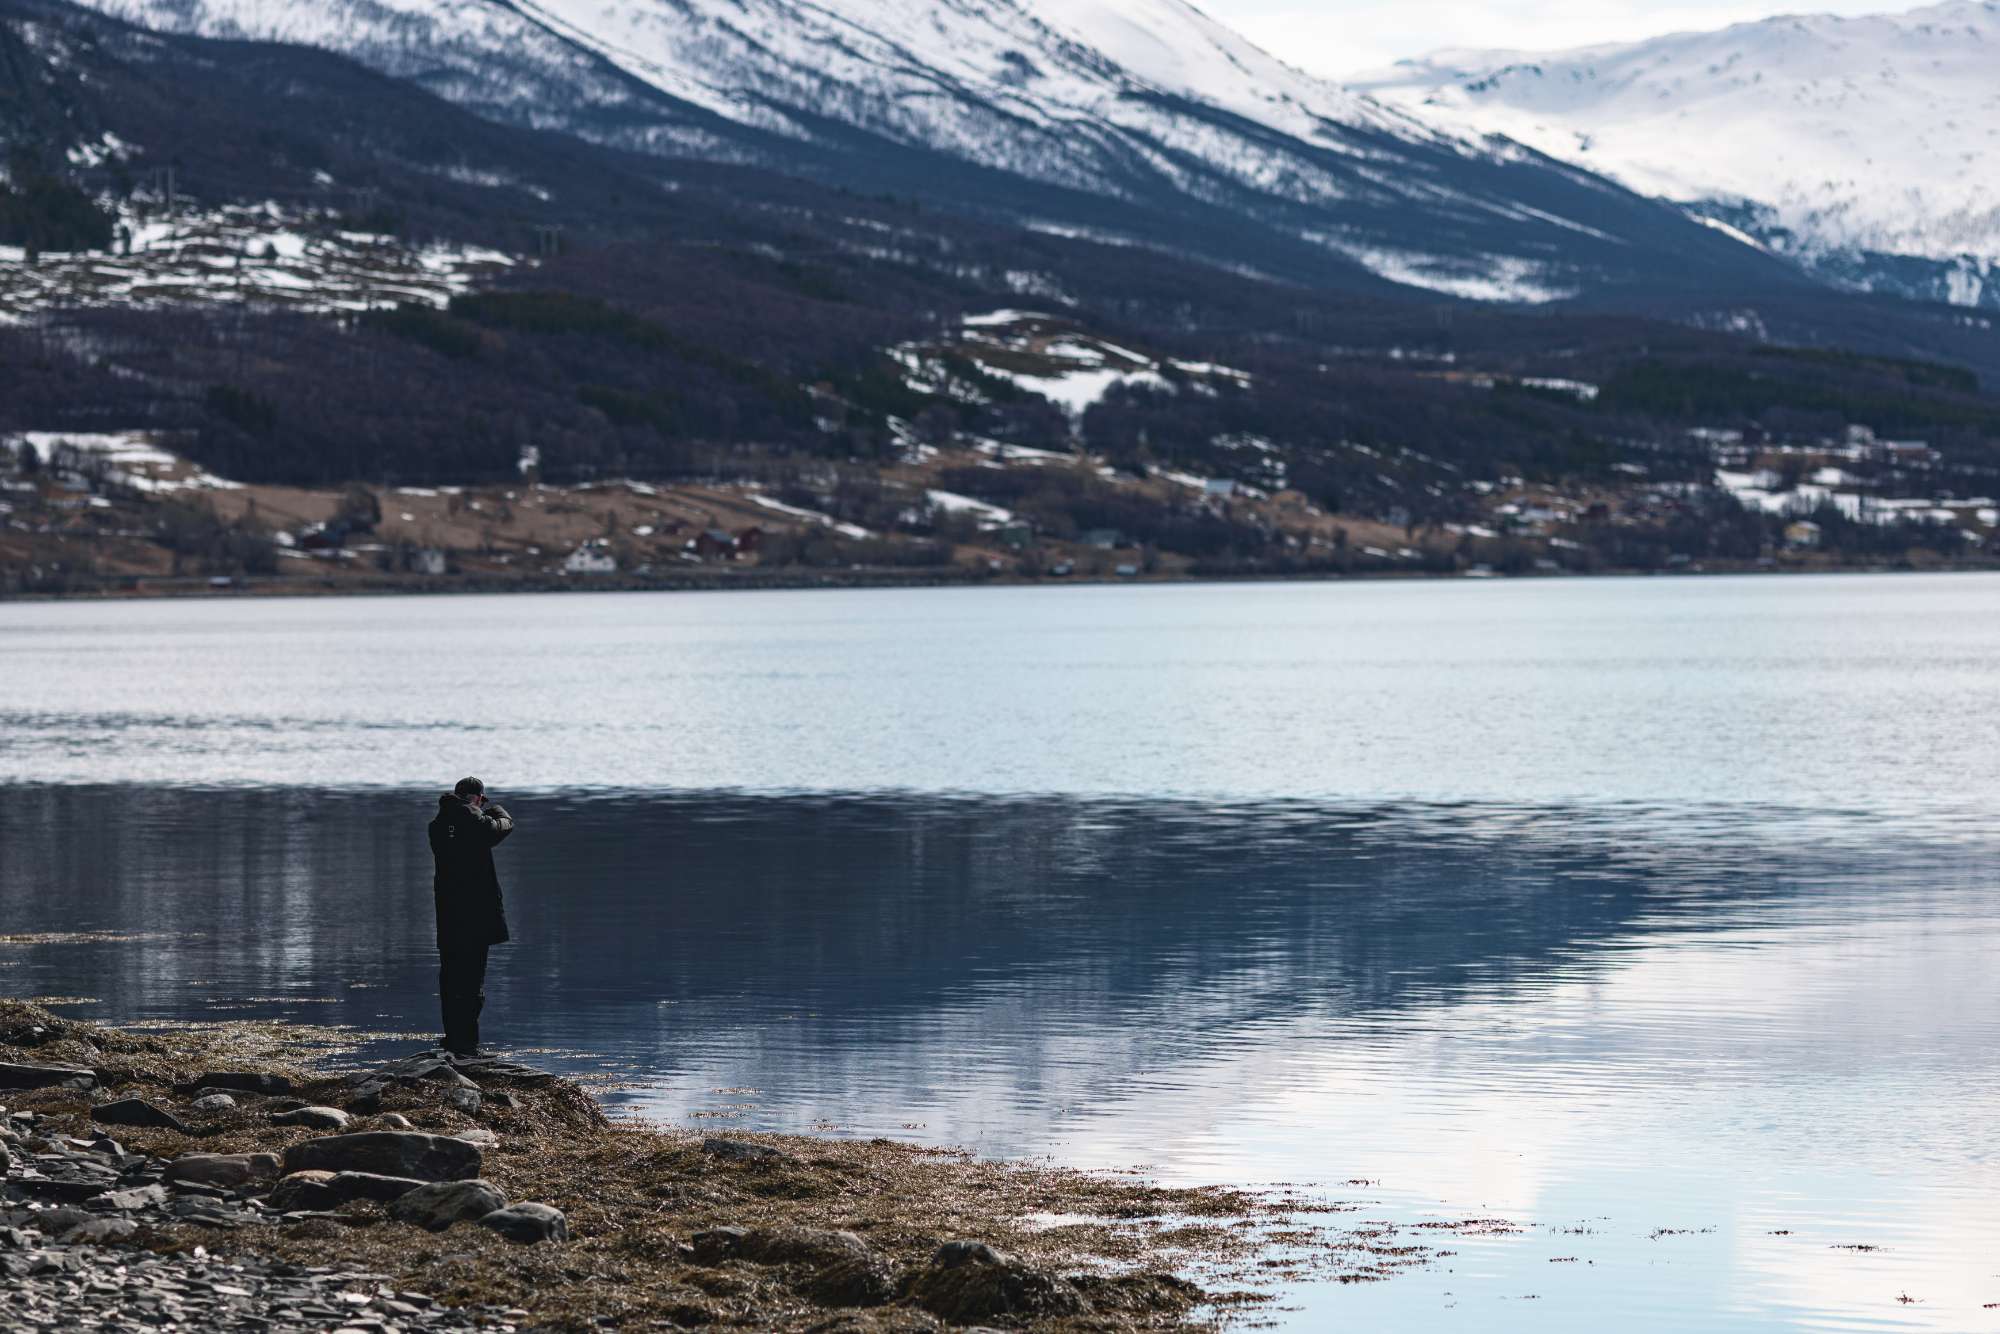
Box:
[563,541,618,575]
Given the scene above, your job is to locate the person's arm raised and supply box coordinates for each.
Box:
[479,802,515,847]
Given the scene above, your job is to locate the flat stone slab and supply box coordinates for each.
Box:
[0,1063,95,1092]
[90,1098,190,1134]
[379,1050,556,1086]
[449,1058,555,1085]
[283,1131,481,1182]
[0,1241,529,1330]
[86,1184,169,1212]
[13,1177,107,1204]
[270,1105,350,1131]
[162,1152,282,1189]
[326,1171,430,1205]
[186,1071,292,1096]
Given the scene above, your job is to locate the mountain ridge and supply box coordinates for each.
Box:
[68,0,1806,305]
[1354,0,2000,309]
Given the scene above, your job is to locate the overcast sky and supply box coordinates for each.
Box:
[1204,0,1899,76]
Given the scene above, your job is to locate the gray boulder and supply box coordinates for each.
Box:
[271,1106,350,1132]
[478,1203,568,1244]
[26,1208,92,1235]
[163,1153,282,1189]
[443,1087,481,1115]
[386,1179,507,1232]
[189,1093,238,1114]
[266,1172,339,1212]
[188,1072,292,1095]
[376,1113,416,1130]
[346,1079,387,1114]
[89,1099,188,1133]
[282,1132,481,1182]
[326,1171,429,1204]
[269,1170,426,1211]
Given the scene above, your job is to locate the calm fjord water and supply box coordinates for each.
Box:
[3,574,1999,1331]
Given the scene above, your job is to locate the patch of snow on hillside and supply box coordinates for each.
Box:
[971,438,1072,463]
[749,493,871,539]
[1946,263,1988,309]
[964,309,1052,328]
[990,366,1172,418]
[1520,377,1599,403]
[11,431,241,492]
[1689,214,1770,254]
[65,132,135,168]
[907,310,1256,422]
[1168,360,1252,384]
[1322,243,1578,304]
[927,489,1014,526]
[0,203,520,319]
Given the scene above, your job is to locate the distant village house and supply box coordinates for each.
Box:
[563,540,618,575]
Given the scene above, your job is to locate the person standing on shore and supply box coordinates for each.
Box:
[427,777,515,1058]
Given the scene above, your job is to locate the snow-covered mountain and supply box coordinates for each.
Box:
[70,0,1792,305]
[1354,1,2000,309]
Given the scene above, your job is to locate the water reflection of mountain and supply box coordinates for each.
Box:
[1,787,1976,1139]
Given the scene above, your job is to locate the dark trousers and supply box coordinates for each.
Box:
[438,944,489,1055]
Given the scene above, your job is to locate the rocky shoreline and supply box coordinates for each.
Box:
[0,1002,1385,1331]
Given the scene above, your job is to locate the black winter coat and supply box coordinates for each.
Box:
[428,794,514,951]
